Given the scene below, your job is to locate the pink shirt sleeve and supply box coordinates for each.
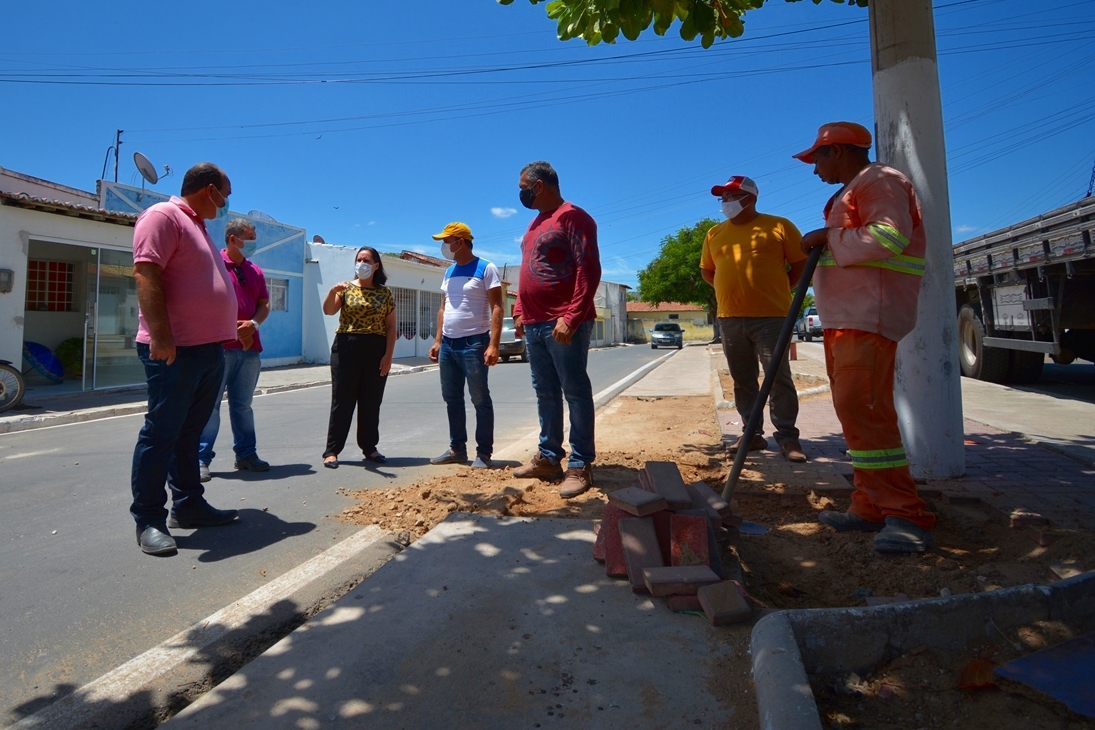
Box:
[132,209,179,268]
[826,175,917,267]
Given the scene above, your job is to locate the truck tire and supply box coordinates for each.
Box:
[958,304,1010,383]
[1006,350,1044,385]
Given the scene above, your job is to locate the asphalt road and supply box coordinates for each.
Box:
[0,345,664,726]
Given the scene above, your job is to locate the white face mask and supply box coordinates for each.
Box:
[440,243,456,261]
[721,199,746,219]
[355,261,375,280]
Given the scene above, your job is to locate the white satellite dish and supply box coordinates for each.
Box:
[313,234,326,243]
[133,152,159,184]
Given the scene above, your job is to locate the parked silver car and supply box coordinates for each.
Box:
[794,307,823,341]
[650,322,683,350]
[499,317,528,362]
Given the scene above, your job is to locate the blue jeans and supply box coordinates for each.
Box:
[524,320,595,469]
[199,348,262,464]
[438,332,494,457]
[131,342,224,530]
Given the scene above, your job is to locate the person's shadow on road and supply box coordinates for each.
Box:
[172,508,315,563]
[213,463,316,482]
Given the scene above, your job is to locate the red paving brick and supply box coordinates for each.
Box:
[666,594,703,612]
[642,565,721,596]
[670,514,710,567]
[609,486,668,517]
[599,504,629,577]
[619,517,664,593]
[644,461,693,510]
[698,581,752,626]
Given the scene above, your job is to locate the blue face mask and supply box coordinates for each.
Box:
[242,240,257,257]
[216,197,230,219]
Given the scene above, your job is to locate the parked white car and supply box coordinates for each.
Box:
[499,317,528,363]
[794,307,823,341]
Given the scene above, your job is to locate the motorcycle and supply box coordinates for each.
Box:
[0,359,26,413]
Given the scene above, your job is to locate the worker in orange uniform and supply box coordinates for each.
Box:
[794,121,935,553]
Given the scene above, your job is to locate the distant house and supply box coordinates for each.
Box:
[627,301,713,342]
[504,279,629,347]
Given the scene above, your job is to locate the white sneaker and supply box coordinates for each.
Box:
[199,463,211,482]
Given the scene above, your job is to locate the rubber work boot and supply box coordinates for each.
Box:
[728,433,768,454]
[779,439,807,463]
[818,510,885,532]
[512,452,564,481]
[559,465,593,498]
[874,516,934,553]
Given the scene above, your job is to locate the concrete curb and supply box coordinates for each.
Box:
[6,527,400,730]
[0,364,440,436]
[749,570,1095,729]
[592,350,676,409]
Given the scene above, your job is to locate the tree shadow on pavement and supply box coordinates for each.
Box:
[10,597,311,730]
[173,508,315,563]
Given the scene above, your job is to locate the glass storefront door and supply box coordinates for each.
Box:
[83,247,144,389]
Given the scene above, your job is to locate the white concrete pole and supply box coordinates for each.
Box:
[870,0,965,478]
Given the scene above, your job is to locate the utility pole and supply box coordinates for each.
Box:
[113,129,123,182]
[870,0,965,478]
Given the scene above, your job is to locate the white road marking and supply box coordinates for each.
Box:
[9,525,388,730]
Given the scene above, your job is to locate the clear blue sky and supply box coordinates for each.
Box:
[2,0,1092,289]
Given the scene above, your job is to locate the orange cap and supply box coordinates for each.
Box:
[793,122,872,163]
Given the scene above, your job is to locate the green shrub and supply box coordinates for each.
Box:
[54,338,83,377]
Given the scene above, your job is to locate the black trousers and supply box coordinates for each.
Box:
[324,333,388,458]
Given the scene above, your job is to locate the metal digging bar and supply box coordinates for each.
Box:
[721,245,823,502]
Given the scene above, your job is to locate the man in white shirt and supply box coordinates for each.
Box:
[427,222,504,468]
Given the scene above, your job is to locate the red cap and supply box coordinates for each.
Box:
[793,122,872,163]
[710,175,759,198]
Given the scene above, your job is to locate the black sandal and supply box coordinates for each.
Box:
[323,457,339,469]
[365,451,387,464]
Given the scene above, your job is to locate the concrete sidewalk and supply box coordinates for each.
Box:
[722,341,1095,530]
[0,357,437,435]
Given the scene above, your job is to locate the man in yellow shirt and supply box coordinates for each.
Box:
[700,176,808,462]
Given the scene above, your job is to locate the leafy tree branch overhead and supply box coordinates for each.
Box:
[498,0,866,48]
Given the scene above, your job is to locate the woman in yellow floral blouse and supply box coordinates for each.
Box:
[321,247,397,468]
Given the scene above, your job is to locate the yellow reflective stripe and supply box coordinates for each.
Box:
[848,447,908,470]
[817,253,925,277]
[867,223,909,256]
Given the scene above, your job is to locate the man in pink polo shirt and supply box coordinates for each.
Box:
[130,162,241,555]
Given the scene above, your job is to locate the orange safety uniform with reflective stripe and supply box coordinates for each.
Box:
[817,163,934,530]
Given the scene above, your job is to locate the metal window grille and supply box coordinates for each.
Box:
[419,291,442,340]
[268,278,288,312]
[26,260,75,312]
[391,286,417,340]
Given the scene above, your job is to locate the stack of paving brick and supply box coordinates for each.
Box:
[592,461,752,626]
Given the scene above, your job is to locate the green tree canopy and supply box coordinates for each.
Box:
[636,218,718,315]
[498,0,864,48]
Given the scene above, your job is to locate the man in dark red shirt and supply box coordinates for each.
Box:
[511,161,602,498]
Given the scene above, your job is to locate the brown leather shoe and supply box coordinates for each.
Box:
[780,439,808,463]
[559,465,593,498]
[513,452,564,481]
[728,433,768,454]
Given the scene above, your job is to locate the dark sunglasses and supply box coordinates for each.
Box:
[233,266,245,285]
